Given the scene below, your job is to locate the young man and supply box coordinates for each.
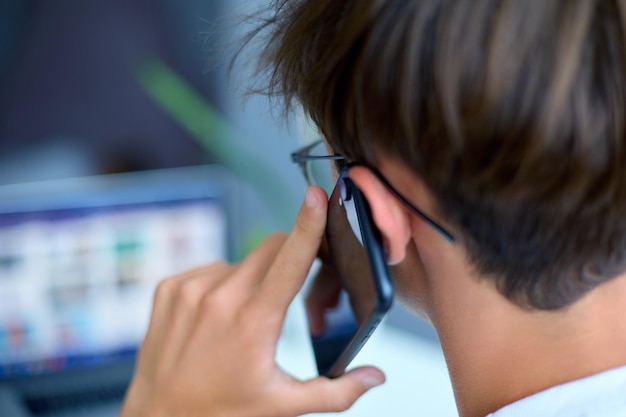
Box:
[119,1,626,416]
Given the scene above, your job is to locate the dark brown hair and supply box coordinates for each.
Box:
[247,0,626,310]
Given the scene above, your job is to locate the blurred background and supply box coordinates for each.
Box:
[0,1,456,416]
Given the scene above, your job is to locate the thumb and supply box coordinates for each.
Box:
[293,366,386,414]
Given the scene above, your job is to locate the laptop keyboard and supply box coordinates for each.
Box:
[24,383,127,416]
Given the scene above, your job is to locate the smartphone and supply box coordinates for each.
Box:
[309,167,394,378]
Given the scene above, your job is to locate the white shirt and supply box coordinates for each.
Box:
[488,365,626,417]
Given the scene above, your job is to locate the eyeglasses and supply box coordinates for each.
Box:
[291,140,456,243]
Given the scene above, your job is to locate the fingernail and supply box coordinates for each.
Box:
[363,376,385,389]
[387,257,401,266]
[305,188,319,208]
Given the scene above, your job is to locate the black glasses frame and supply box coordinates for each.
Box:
[291,140,456,243]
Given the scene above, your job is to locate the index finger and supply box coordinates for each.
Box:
[255,186,328,313]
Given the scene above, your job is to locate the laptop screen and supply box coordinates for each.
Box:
[0,167,229,377]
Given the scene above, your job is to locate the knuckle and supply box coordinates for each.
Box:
[293,215,312,236]
[178,279,205,306]
[153,277,176,306]
[178,261,235,309]
[199,295,217,318]
[293,206,324,238]
[292,213,324,245]
[200,290,229,316]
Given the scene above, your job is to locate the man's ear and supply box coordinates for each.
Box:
[348,166,412,265]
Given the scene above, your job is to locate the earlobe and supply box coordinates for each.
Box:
[348,166,412,265]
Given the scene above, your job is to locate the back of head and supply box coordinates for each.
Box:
[253,0,626,310]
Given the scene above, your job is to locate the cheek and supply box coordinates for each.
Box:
[390,242,433,321]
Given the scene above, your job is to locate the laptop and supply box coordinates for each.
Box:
[0,166,235,417]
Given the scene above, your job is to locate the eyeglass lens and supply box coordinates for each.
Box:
[304,142,341,196]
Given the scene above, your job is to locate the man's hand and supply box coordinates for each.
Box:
[119,187,385,417]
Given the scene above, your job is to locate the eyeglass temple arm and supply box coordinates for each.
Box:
[364,166,455,243]
[288,147,455,243]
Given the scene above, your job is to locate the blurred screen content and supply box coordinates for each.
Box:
[0,199,225,377]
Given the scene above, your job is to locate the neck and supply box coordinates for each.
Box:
[372,155,626,416]
[424,248,626,417]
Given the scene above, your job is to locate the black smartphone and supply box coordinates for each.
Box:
[309,167,394,378]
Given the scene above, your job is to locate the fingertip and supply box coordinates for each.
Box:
[304,186,327,210]
[346,366,386,390]
[293,366,385,414]
[305,187,320,208]
[293,186,327,236]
